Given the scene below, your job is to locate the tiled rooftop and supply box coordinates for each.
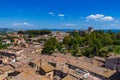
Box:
[62,75,77,80]
[40,53,116,78]
[11,67,50,80]
[41,63,54,73]
[0,65,14,72]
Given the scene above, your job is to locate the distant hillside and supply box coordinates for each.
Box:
[0,28,19,33]
[0,28,120,34]
[40,29,120,33]
[42,29,75,32]
[104,29,120,34]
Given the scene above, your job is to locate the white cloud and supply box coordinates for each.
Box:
[101,16,114,21]
[12,22,33,26]
[87,14,104,19]
[86,14,114,21]
[63,23,77,26]
[49,12,54,15]
[49,12,65,18]
[58,14,65,17]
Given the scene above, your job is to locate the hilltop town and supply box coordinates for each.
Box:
[0,28,120,80]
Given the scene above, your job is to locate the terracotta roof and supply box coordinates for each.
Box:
[41,64,54,73]
[0,65,14,72]
[69,61,115,78]
[41,54,116,78]
[31,58,40,64]
[62,75,77,80]
[11,67,50,80]
[107,55,120,59]
[0,71,4,75]
[94,56,105,62]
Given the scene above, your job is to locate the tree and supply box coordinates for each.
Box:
[27,30,51,36]
[18,30,25,34]
[117,32,120,39]
[56,43,64,52]
[42,29,120,57]
[42,37,58,54]
[63,36,72,46]
[114,40,120,45]
[42,46,54,55]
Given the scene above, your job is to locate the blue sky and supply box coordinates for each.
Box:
[0,0,120,30]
